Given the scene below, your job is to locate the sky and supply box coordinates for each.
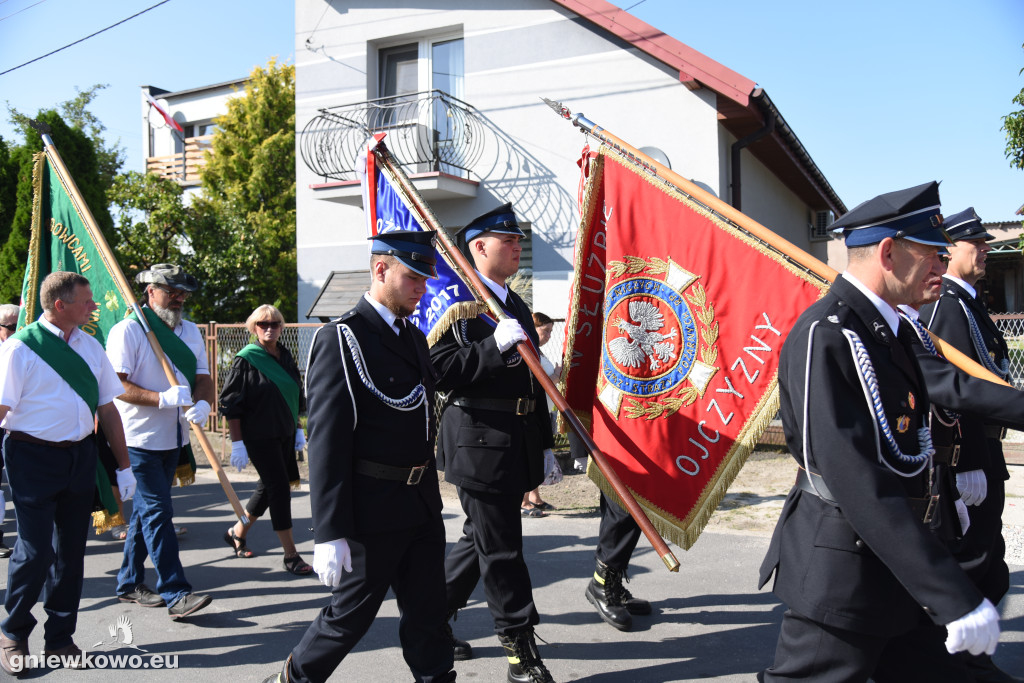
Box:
[0,0,1022,222]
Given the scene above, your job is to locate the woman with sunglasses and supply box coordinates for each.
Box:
[218,305,311,575]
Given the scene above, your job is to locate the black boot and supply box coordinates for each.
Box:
[962,652,1023,683]
[443,610,473,661]
[499,628,554,683]
[585,560,636,630]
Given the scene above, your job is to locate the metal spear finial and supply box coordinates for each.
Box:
[541,97,572,120]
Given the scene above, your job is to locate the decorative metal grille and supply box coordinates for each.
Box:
[994,314,1024,389]
[300,90,487,181]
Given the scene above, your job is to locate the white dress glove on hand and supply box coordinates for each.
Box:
[157,385,193,410]
[494,318,527,353]
[184,399,210,425]
[313,538,353,588]
[956,469,987,506]
[116,467,137,501]
[295,427,307,451]
[230,441,249,472]
[945,598,1000,655]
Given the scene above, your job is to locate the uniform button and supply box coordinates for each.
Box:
[854,539,865,549]
[477,437,485,444]
[389,377,395,382]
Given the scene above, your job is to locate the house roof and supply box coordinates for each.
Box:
[549,0,846,215]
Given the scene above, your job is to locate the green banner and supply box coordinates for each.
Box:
[18,152,126,345]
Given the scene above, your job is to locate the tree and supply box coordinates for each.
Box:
[0,110,116,303]
[1003,57,1024,170]
[192,58,296,321]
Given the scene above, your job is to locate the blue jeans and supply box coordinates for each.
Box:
[116,446,191,607]
[2,435,96,649]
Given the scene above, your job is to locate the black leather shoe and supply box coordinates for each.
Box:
[444,610,473,660]
[0,543,11,559]
[964,653,1023,683]
[118,583,166,607]
[43,643,88,669]
[0,636,28,677]
[585,575,631,631]
[499,628,554,683]
[168,592,212,619]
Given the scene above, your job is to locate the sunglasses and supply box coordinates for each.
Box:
[155,285,191,300]
[0,323,15,332]
[255,321,282,330]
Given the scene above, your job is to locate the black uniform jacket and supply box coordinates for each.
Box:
[429,288,553,495]
[920,278,1011,480]
[305,297,441,542]
[218,343,306,441]
[759,276,981,636]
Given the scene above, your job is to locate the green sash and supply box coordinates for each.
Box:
[128,308,197,391]
[12,321,98,414]
[236,343,300,424]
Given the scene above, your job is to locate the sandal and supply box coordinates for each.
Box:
[521,505,545,518]
[534,501,556,511]
[283,554,314,576]
[223,529,256,558]
[110,524,127,541]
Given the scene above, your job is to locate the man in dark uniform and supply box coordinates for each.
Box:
[918,208,1019,682]
[263,230,455,683]
[431,202,556,683]
[758,183,999,681]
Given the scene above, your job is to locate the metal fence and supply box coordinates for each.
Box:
[994,314,1024,389]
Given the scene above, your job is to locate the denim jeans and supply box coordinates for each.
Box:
[116,446,191,607]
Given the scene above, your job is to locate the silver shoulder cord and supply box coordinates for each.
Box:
[337,324,429,439]
[898,312,959,426]
[959,299,1010,380]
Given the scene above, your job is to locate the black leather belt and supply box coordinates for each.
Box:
[795,468,937,523]
[933,443,960,466]
[984,425,1007,440]
[6,430,80,449]
[354,459,431,485]
[451,397,535,415]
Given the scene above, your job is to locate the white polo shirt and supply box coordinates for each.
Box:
[105,314,209,450]
[0,317,123,442]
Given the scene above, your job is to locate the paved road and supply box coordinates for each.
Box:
[1,467,1022,681]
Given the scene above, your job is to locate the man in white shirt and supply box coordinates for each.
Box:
[105,264,213,620]
[0,303,20,560]
[0,272,135,675]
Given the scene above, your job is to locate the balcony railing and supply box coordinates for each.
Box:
[145,135,214,184]
[299,90,486,181]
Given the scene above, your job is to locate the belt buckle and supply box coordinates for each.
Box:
[515,398,529,416]
[950,444,960,467]
[406,465,426,486]
[923,494,939,524]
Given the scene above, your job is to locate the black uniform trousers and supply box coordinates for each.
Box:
[242,433,295,532]
[761,608,973,682]
[1,435,96,649]
[287,514,452,683]
[445,487,539,635]
[958,439,1009,606]
[595,491,641,571]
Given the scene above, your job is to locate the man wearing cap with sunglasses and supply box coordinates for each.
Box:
[264,230,454,683]
[758,183,999,681]
[430,203,556,683]
[104,263,213,620]
[918,209,1018,682]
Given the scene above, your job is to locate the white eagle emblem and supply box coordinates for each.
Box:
[608,300,678,371]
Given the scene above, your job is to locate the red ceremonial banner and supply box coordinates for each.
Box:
[562,147,826,549]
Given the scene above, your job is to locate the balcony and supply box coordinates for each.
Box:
[145,135,214,185]
[299,90,486,204]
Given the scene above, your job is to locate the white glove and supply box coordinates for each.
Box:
[295,427,307,451]
[956,469,987,506]
[494,318,527,353]
[230,441,249,472]
[945,598,1000,655]
[157,385,193,410]
[955,498,971,536]
[184,399,210,425]
[313,538,353,588]
[116,467,137,501]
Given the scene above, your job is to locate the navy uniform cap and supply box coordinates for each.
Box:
[831,181,950,248]
[456,202,526,246]
[368,230,438,278]
[943,207,994,242]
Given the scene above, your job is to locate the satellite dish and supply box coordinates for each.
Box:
[638,146,671,170]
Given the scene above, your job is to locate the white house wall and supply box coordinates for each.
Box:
[295,0,823,321]
[141,85,244,160]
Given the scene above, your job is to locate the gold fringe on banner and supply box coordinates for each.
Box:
[21,152,48,328]
[174,464,195,487]
[426,301,489,347]
[92,510,126,535]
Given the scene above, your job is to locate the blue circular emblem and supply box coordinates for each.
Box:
[602,277,699,397]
